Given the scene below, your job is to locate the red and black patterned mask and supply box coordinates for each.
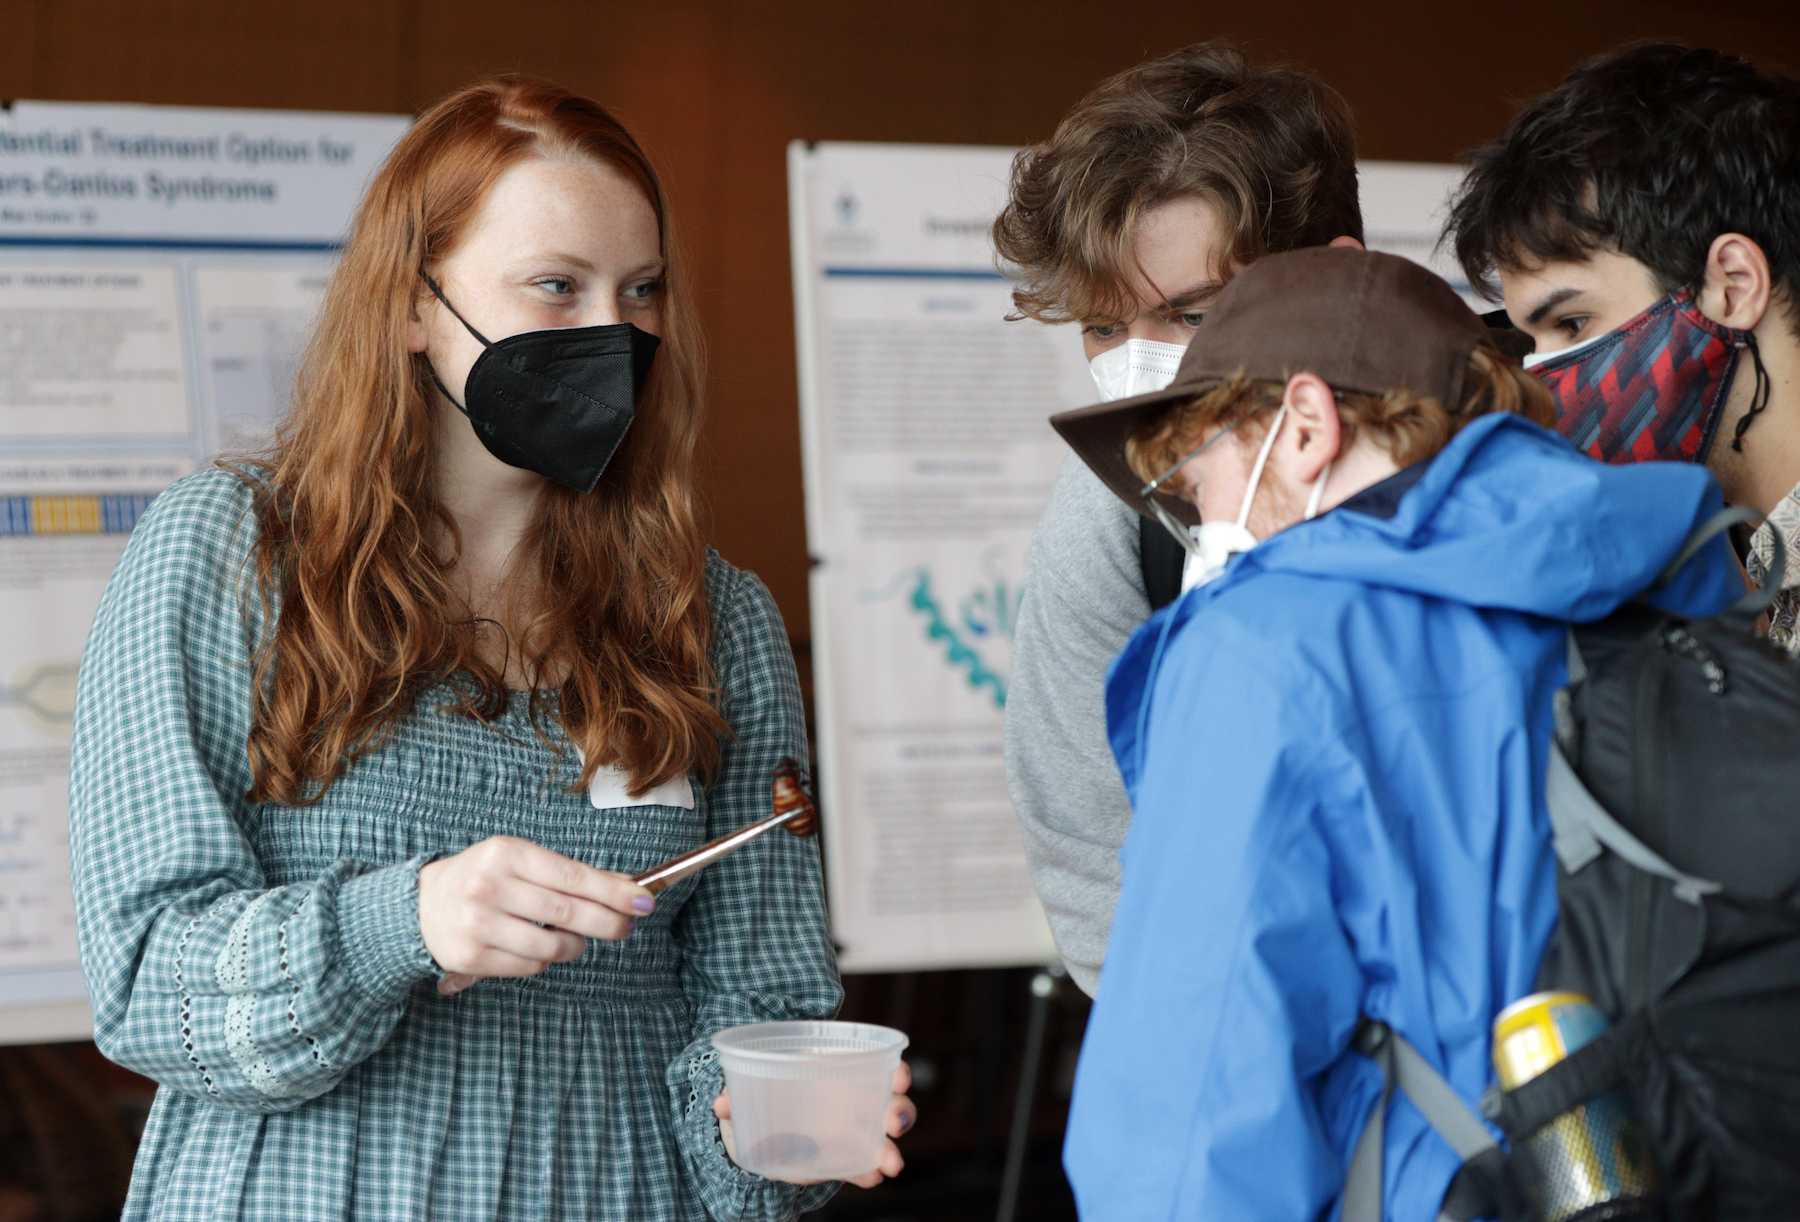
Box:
[1525,290,1766,464]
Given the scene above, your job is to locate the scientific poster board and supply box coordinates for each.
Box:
[1358,160,1487,306]
[789,145,1474,973]
[789,143,1080,972]
[0,100,408,1044]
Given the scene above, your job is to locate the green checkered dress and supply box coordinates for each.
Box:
[70,469,844,1220]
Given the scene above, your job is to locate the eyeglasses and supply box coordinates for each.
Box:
[1136,412,1255,556]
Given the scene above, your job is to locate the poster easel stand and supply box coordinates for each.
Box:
[994,961,1065,1222]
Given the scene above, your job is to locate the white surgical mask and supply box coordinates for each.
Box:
[1089,338,1187,401]
[1521,328,1611,370]
[1179,404,1333,593]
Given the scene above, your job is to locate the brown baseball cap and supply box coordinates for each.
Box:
[1051,247,1491,527]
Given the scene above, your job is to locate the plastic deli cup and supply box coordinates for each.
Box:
[712,1020,909,1182]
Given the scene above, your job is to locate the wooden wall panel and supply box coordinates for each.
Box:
[12,0,1800,637]
[0,0,40,99]
[29,0,408,112]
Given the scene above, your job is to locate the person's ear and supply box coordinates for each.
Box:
[1278,372,1341,485]
[406,296,431,355]
[1327,234,1364,251]
[406,272,439,355]
[1697,233,1772,332]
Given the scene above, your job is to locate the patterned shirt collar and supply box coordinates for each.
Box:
[1748,480,1800,653]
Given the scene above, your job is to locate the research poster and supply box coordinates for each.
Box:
[0,101,408,1044]
[789,145,1473,973]
[1357,160,1488,307]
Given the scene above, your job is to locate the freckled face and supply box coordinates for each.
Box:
[410,155,665,405]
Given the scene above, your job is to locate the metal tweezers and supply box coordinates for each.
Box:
[631,758,818,893]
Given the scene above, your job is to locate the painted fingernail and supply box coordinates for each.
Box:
[632,895,655,914]
[899,1113,914,1134]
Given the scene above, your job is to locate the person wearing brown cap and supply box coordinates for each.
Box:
[991,42,1364,996]
[1056,248,1744,1219]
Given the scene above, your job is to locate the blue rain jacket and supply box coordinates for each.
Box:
[1065,415,1741,1220]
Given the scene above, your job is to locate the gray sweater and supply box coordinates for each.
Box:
[1004,454,1151,995]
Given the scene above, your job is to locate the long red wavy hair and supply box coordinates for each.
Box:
[238,76,727,805]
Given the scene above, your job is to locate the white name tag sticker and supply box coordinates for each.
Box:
[578,752,696,811]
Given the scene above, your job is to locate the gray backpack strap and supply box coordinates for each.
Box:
[1346,1021,1499,1221]
[1566,629,1587,686]
[1545,739,1724,903]
[1659,505,1756,581]
[1344,1023,1394,1221]
[1656,504,1783,615]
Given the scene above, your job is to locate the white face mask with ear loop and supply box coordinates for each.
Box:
[1089,338,1189,402]
[1521,327,1611,370]
[1178,404,1334,594]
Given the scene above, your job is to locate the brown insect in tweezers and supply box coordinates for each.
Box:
[631,758,818,894]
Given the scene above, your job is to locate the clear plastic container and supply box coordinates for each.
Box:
[712,1020,909,1182]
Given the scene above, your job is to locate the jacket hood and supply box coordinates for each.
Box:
[1197,413,1732,623]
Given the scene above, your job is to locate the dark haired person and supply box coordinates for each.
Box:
[992,43,1363,993]
[1052,248,1740,1218]
[1447,42,1800,645]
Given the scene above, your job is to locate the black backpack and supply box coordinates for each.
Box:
[1346,509,1800,1221]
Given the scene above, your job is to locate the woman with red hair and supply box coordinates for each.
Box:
[69,77,910,1219]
